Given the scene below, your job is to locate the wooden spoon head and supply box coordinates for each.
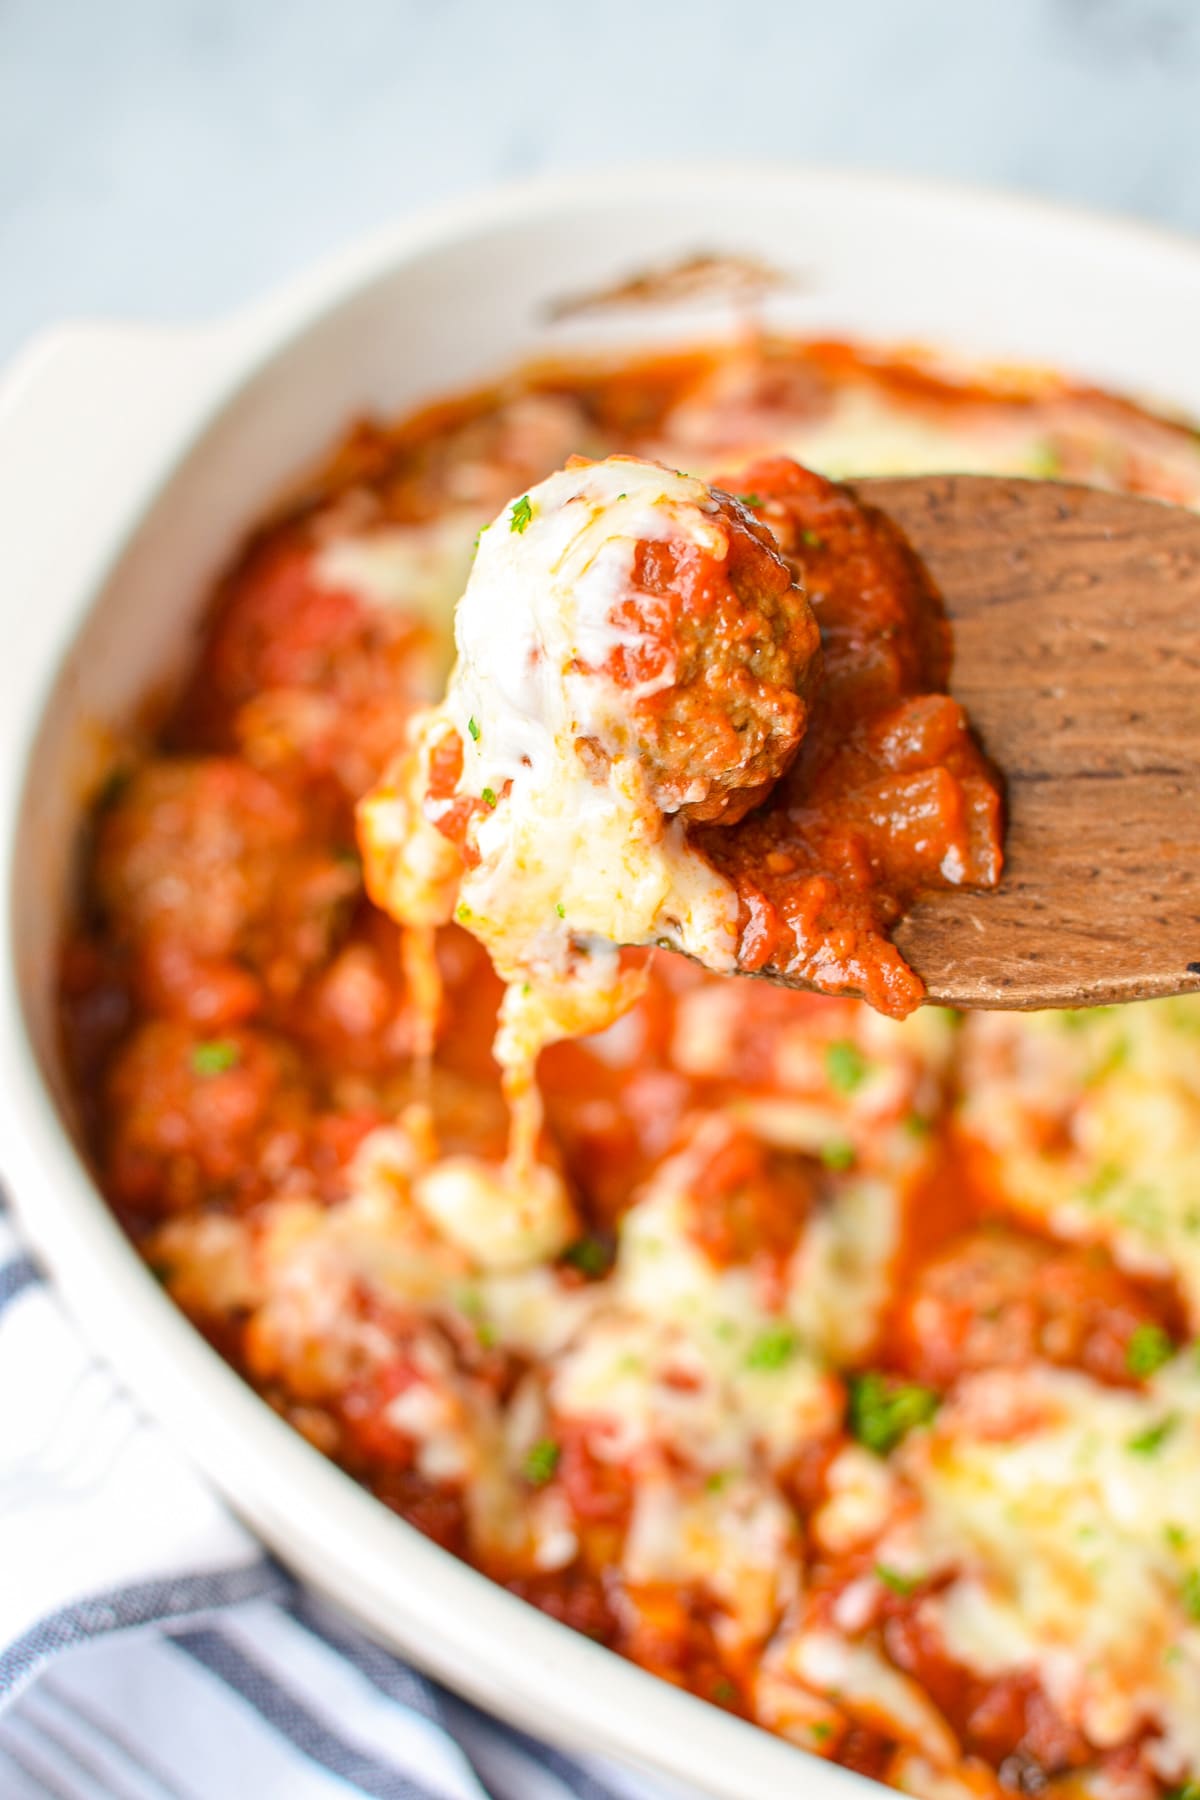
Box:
[855,475,1200,1010]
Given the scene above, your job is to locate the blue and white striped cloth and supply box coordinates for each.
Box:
[0,1205,694,1800]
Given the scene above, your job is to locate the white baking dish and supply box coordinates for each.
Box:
[4,165,1200,1799]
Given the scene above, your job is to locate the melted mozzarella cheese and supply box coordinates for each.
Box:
[445,459,741,1054]
[359,460,748,1076]
[622,1471,800,1651]
[314,515,477,636]
[960,997,1200,1324]
[550,1123,841,1472]
[889,1362,1200,1780]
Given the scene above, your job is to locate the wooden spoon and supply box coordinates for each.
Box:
[854,474,1200,1011]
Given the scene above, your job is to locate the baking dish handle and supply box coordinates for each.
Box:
[0,321,230,671]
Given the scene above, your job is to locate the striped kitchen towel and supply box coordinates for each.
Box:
[0,1205,692,1800]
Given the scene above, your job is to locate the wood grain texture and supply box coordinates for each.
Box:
[850,476,1200,1010]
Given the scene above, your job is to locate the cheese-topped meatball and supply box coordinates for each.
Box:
[359,455,821,1071]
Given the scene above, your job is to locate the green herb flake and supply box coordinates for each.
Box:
[1165,1523,1189,1552]
[1085,1036,1129,1087]
[705,1469,733,1494]
[1080,1161,1122,1205]
[801,528,824,549]
[903,1112,933,1140]
[191,1039,240,1077]
[1028,440,1064,479]
[746,1325,798,1371]
[467,716,481,742]
[522,1438,560,1486]
[481,786,498,809]
[848,1371,939,1456]
[1167,1779,1200,1800]
[1127,1413,1179,1456]
[1182,1569,1200,1623]
[825,1039,869,1095]
[475,1321,498,1350]
[1126,1323,1174,1379]
[710,1678,738,1706]
[736,492,763,509]
[808,1722,833,1744]
[875,1564,922,1597]
[509,495,534,534]
[821,1139,856,1173]
[555,901,566,919]
[455,901,472,923]
[563,1235,609,1279]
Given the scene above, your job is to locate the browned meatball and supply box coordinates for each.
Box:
[93,757,358,1023]
[580,465,822,824]
[893,1227,1179,1389]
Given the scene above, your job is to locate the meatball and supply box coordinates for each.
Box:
[460,454,821,826]
[356,454,823,1127]
[94,757,358,1023]
[102,1020,312,1215]
[893,1227,1178,1389]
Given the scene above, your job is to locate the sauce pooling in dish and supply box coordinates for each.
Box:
[59,337,1200,1800]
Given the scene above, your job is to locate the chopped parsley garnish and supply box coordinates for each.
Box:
[825,1039,869,1095]
[745,1325,799,1370]
[820,1139,856,1172]
[475,1321,498,1350]
[736,492,763,509]
[808,1721,833,1744]
[555,901,566,918]
[710,1678,738,1706]
[467,715,481,742]
[903,1112,933,1139]
[563,1235,610,1279]
[1167,1782,1200,1800]
[1080,1161,1122,1204]
[801,528,824,549]
[1126,1323,1173,1379]
[1085,1036,1129,1086]
[705,1469,733,1493]
[1128,1413,1179,1456]
[1028,441,1064,479]
[455,901,472,923]
[509,495,534,534]
[875,1564,922,1597]
[1165,1523,1189,1552]
[848,1372,938,1456]
[481,786,497,809]
[191,1039,240,1077]
[1182,1569,1200,1623]
[522,1438,560,1485]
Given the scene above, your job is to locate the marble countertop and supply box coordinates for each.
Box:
[3,0,1200,361]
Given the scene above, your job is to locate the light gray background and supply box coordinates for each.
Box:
[3,0,1200,361]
